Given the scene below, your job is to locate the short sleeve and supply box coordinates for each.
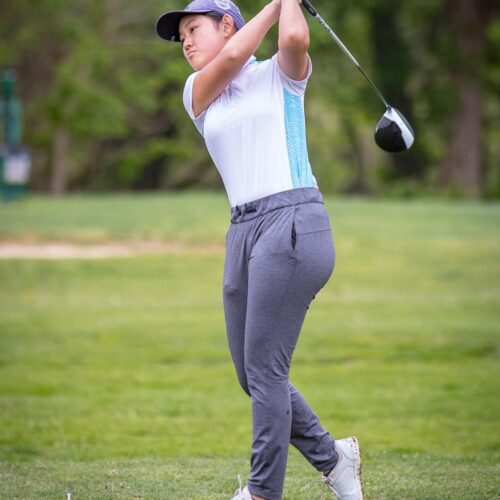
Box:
[183,72,206,135]
[271,52,313,96]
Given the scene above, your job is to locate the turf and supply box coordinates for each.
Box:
[0,193,499,499]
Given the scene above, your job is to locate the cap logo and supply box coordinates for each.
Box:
[214,0,231,10]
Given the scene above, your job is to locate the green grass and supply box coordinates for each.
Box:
[1,454,498,499]
[0,192,499,499]
[0,191,230,245]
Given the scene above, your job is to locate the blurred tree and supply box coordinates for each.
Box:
[484,13,500,198]
[439,0,495,196]
[0,0,207,193]
[400,0,498,197]
[366,0,423,181]
[0,0,498,197]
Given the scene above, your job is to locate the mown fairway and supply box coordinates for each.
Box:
[0,193,499,499]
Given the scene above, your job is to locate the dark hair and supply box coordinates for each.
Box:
[204,12,224,24]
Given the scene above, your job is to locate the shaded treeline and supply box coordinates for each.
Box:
[1,0,499,197]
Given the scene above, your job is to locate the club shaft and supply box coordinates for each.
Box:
[301,0,389,109]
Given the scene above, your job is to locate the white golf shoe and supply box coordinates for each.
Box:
[323,437,363,499]
[231,475,253,500]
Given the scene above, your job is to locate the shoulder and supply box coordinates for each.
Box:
[273,52,313,96]
[183,72,206,133]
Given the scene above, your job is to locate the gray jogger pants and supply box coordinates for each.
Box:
[223,187,339,500]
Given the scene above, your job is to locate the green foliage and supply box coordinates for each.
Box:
[0,0,499,196]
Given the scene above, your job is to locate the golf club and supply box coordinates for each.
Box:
[301,0,415,153]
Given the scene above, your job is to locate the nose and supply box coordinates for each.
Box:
[183,36,193,52]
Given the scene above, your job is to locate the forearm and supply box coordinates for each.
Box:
[218,2,280,69]
[279,0,310,49]
[191,1,281,117]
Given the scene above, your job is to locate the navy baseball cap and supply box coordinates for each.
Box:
[156,0,245,42]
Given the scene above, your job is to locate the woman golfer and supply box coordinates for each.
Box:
[156,1,363,499]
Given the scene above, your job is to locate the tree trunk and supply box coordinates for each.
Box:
[342,120,372,194]
[50,127,70,194]
[440,77,482,194]
[440,0,493,195]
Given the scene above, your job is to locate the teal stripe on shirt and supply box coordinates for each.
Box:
[283,88,315,188]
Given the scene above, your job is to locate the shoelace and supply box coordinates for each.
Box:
[233,474,243,499]
[233,473,334,499]
[301,475,332,499]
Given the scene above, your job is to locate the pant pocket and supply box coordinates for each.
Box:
[291,218,297,250]
[294,203,331,234]
[286,207,299,258]
[250,207,299,260]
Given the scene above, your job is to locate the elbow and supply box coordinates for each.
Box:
[279,29,310,51]
[220,46,242,67]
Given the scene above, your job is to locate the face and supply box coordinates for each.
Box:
[179,14,231,71]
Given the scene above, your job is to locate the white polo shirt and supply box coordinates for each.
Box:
[183,53,318,207]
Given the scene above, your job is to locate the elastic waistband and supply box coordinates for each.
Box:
[230,187,324,224]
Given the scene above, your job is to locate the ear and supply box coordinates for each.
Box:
[221,13,236,38]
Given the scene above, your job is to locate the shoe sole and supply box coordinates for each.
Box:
[350,436,364,500]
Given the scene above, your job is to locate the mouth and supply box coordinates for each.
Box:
[187,51,197,59]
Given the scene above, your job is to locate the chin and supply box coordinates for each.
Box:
[192,52,218,71]
[192,60,207,71]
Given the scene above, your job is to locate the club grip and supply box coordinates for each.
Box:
[301,0,317,17]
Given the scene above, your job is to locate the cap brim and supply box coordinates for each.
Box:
[156,9,211,42]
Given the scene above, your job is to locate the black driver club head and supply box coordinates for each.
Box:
[375,107,415,153]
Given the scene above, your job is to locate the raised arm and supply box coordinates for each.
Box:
[191,1,281,118]
[277,0,310,81]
